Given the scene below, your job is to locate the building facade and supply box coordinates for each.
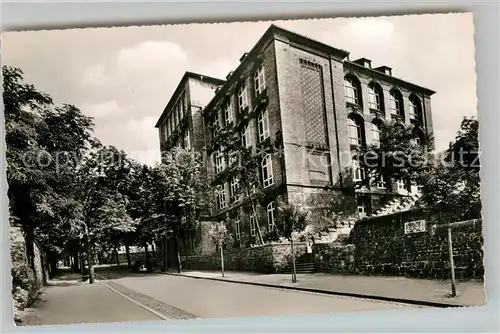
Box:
[155,25,435,252]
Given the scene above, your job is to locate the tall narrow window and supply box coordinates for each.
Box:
[234,220,241,240]
[238,84,248,112]
[396,179,406,191]
[267,202,276,231]
[254,63,266,96]
[368,83,383,110]
[217,185,227,209]
[390,89,404,119]
[262,154,274,188]
[230,176,240,202]
[250,214,257,237]
[258,108,270,142]
[348,116,364,146]
[224,100,233,126]
[352,157,365,182]
[372,122,381,146]
[409,95,423,122]
[344,77,359,105]
[215,150,225,174]
[179,101,184,121]
[241,124,251,148]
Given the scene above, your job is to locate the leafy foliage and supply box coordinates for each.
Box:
[417,117,481,222]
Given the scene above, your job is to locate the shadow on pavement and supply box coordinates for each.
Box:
[94,266,166,280]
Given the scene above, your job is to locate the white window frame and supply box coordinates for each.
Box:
[242,124,251,148]
[390,91,401,116]
[397,179,406,191]
[238,84,249,111]
[215,150,225,174]
[344,77,358,105]
[250,214,257,237]
[224,100,233,126]
[262,154,274,188]
[230,176,240,202]
[352,158,365,182]
[368,85,381,110]
[267,201,276,231]
[409,97,420,120]
[234,220,241,240]
[348,117,363,146]
[376,174,386,189]
[217,185,227,209]
[254,63,266,96]
[258,108,270,142]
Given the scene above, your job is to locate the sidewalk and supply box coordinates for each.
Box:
[18,271,163,326]
[168,270,486,307]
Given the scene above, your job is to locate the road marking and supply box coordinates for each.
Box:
[101,281,170,321]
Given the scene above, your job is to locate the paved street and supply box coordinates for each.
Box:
[20,278,163,326]
[20,270,427,325]
[104,274,425,319]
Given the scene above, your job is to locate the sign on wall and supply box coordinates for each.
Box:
[404,220,426,234]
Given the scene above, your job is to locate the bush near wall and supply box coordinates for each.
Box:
[182,242,307,274]
[313,209,484,279]
[10,226,45,322]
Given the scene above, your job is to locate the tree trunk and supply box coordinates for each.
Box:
[88,246,95,284]
[175,236,182,273]
[125,244,132,268]
[23,226,36,271]
[163,236,169,270]
[144,242,151,271]
[114,247,120,267]
[48,252,58,279]
[151,242,155,255]
[72,252,79,272]
[246,186,264,245]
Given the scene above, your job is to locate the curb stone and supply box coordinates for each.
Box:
[165,272,466,308]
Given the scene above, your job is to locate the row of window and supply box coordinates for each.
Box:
[216,154,274,209]
[215,63,266,129]
[161,92,189,143]
[344,76,424,122]
[230,201,276,240]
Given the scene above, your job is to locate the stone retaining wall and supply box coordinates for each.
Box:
[181,242,308,274]
[313,211,484,279]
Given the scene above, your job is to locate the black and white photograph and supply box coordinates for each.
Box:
[2,13,485,326]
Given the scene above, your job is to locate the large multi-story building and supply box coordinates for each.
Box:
[155,24,435,252]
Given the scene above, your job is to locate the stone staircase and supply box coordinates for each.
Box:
[313,221,356,244]
[279,253,315,274]
[370,192,422,218]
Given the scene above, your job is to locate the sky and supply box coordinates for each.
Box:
[2,13,477,166]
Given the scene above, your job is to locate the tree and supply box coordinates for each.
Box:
[75,144,137,283]
[306,192,358,241]
[208,221,233,277]
[275,202,309,283]
[158,148,215,272]
[417,117,481,221]
[357,122,433,192]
